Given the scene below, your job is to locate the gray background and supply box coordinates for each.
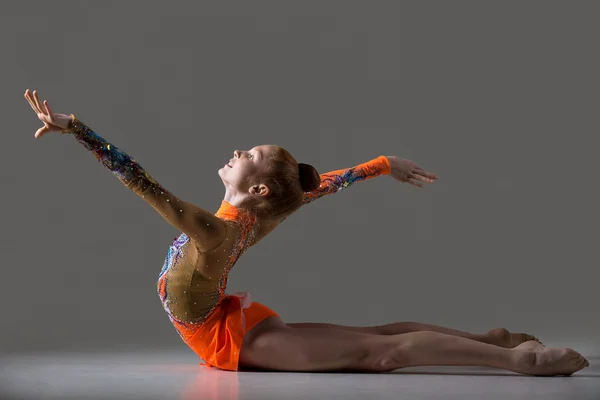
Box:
[1,0,598,358]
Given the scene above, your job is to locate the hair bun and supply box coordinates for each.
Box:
[298,163,321,192]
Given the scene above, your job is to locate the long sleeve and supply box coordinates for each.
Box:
[60,114,227,252]
[301,155,391,205]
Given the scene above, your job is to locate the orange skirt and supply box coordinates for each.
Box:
[185,293,279,371]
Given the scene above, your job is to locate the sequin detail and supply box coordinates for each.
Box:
[62,114,170,195]
[301,156,390,205]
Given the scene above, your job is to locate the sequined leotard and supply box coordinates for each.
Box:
[61,115,391,370]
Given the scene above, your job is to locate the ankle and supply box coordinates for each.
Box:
[366,338,404,372]
[511,348,536,370]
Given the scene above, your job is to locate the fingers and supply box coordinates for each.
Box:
[410,162,439,179]
[24,90,41,114]
[414,167,439,180]
[411,172,436,184]
[24,89,49,118]
[44,100,55,122]
[25,89,56,139]
[32,90,45,115]
[35,125,49,139]
[404,171,438,188]
[407,177,424,188]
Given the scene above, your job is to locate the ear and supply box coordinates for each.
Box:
[249,184,270,197]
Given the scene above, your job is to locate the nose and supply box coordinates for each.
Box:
[233,150,240,158]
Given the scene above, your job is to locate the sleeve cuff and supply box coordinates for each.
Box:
[378,155,391,175]
[60,114,77,134]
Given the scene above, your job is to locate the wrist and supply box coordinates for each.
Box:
[58,114,73,129]
[59,114,75,134]
[382,155,393,174]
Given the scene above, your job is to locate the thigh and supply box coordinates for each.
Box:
[239,317,390,372]
[243,301,280,334]
[287,322,379,334]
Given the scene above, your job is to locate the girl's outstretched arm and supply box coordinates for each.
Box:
[60,114,227,252]
[300,155,392,205]
[256,153,436,243]
[270,156,392,227]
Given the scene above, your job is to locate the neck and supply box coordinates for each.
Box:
[222,190,279,228]
[222,189,251,210]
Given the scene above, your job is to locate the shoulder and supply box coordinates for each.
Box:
[187,211,230,253]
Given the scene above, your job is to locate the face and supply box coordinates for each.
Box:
[218,144,277,195]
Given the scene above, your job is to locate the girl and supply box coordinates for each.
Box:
[25,89,589,376]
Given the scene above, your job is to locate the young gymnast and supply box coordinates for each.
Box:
[25,89,589,376]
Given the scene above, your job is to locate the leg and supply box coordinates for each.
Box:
[240,317,588,375]
[287,321,541,348]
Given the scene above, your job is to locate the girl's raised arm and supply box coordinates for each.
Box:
[59,114,227,252]
[24,88,226,253]
[300,155,392,205]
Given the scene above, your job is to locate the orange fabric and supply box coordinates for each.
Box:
[186,296,279,371]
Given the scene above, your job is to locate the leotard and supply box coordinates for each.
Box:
[61,115,391,370]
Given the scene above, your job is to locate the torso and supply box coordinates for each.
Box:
[156,201,279,328]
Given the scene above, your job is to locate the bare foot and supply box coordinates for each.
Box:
[487,327,543,348]
[511,341,590,376]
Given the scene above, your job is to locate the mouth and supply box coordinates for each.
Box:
[225,162,232,168]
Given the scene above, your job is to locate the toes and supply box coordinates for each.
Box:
[523,334,544,347]
[577,354,590,368]
[517,333,530,346]
[494,330,546,348]
[520,333,543,345]
[530,335,543,344]
[571,353,589,369]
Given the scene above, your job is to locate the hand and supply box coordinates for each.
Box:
[386,155,439,188]
[24,89,71,139]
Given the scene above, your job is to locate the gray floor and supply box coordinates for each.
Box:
[0,351,598,400]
